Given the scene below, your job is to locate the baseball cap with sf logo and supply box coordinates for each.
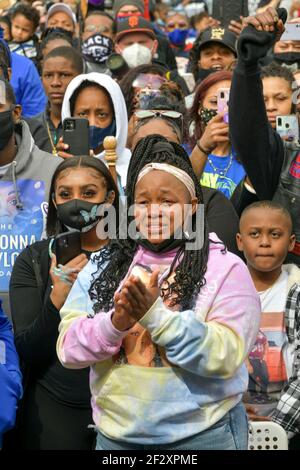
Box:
[115,17,155,43]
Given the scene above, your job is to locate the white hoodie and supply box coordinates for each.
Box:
[61,73,131,188]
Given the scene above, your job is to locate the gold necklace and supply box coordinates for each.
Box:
[46,122,58,156]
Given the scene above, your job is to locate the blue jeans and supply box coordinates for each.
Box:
[95,402,248,450]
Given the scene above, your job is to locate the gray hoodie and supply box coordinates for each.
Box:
[0,120,62,303]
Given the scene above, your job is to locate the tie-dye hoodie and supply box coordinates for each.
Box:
[57,233,261,445]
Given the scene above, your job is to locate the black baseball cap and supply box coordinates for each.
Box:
[116,16,155,43]
[198,28,237,55]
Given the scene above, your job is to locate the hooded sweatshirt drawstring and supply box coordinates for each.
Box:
[12,160,23,210]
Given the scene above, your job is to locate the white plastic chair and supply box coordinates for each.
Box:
[248,421,288,450]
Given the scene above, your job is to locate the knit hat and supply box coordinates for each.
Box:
[113,0,145,16]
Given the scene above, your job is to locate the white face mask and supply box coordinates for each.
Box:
[121,43,152,68]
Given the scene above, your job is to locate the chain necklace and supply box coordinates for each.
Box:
[207,151,233,178]
[46,122,59,156]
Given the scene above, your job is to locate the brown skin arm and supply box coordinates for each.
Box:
[245,404,271,421]
[257,1,281,15]
[228,16,245,37]
[190,144,209,180]
[190,113,229,179]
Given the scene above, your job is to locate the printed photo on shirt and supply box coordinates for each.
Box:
[0,179,46,291]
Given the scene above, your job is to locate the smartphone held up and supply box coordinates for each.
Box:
[276,115,299,143]
[217,88,230,124]
[55,231,82,266]
[62,118,90,156]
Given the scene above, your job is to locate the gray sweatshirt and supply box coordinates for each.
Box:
[0,120,62,309]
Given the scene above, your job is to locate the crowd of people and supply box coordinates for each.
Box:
[0,0,300,451]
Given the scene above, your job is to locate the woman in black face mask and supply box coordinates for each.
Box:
[8,156,118,450]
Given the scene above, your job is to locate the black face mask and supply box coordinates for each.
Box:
[136,227,188,254]
[43,27,73,40]
[273,52,300,70]
[56,198,108,233]
[0,109,14,151]
[82,33,113,65]
[199,107,218,127]
[195,68,217,83]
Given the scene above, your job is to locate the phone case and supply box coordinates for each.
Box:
[63,118,90,156]
[212,0,248,26]
[276,115,299,143]
[280,23,300,42]
[55,231,82,266]
[217,88,230,124]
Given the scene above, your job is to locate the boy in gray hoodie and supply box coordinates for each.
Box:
[0,80,62,315]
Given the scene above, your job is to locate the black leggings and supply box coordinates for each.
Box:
[14,382,95,450]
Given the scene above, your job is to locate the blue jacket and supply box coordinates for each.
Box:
[0,301,22,447]
[11,53,47,118]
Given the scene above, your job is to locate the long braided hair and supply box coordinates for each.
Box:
[89,135,210,314]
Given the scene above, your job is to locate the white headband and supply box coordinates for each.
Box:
[136,163,196,199]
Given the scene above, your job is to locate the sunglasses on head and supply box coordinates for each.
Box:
[135,110,183,120]
[135,110,184,137]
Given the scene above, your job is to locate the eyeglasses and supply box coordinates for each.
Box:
[166,22,188,30]
[84,25,111,33]
[135,110,183,119]
[133,74,166,90]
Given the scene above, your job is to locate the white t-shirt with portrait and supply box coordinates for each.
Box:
[245,270,295,415]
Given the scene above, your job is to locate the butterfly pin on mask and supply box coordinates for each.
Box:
[56,199,107,233]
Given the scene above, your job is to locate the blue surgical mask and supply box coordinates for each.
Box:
[89,120,116,150]
[168,29,189,47]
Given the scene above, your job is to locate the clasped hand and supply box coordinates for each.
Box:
[112,270,160,331]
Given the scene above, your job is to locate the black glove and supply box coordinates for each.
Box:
[237,7,288,66]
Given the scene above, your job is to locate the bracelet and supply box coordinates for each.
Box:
[196,141,213,155]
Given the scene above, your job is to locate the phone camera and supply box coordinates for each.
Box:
[65,120,75,131]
